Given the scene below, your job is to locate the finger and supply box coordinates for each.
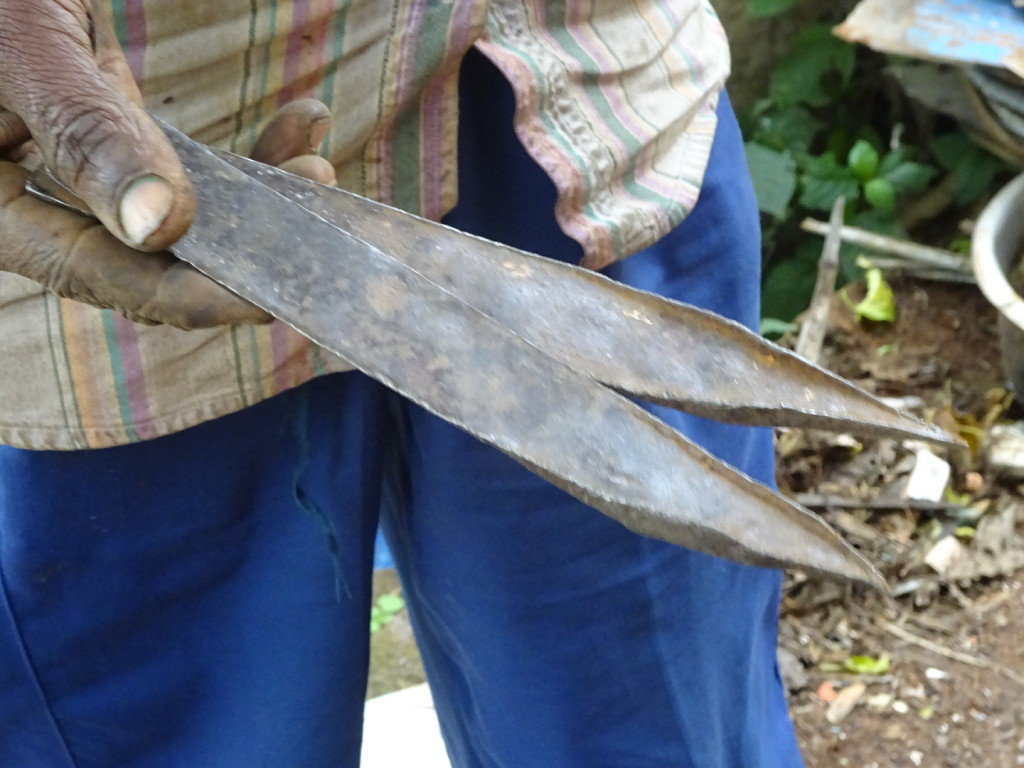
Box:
[8,141,41,168]
[0,109,29,150]
[66,235,274,328]
[277,155,337,186]
[250,99,331,167]
[0,162,270,329]
[0,2,194,251]
[131,260,273,328]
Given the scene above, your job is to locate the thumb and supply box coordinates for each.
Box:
[0,1,194,251]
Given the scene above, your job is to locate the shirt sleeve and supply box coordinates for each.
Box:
[477,0,731,269]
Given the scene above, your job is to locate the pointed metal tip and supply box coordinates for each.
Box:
[803,548,889,594]
[606,475,892,593]
[760,495,891,593]
[792,406,964,451]
[907,421,967,451]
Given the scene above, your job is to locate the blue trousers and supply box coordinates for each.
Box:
[0,53,803,767]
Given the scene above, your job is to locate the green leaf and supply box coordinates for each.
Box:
[864,178,896,211]
[752,105,821,154]
[881,161,937,193]
[798,152,860,212]
[948,235,971,256]
[953,154,1003,205]
[876,147,911,175]
[932,132,973,172]
[761,241,821,322]
[844,654,891,675]
[745,142,797,218]
[849,268,895,323]
[770,26,856,107]
[747,0,799,17]
[369,606,384,633]
[848,140,879,181]
[369,593,406,632]
[376,593,405,613]
[933,132,1010,205]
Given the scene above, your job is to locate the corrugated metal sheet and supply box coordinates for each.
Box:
[835,0,1024,78]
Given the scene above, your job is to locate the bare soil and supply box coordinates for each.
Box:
[784,279,1023,768]
[367,568,425,700]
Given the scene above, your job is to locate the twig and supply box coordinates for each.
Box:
[878,618,1024,687]
[796,197,844,364]
[800,218,973,277]
[796,493,967,514]
[946,581,976,612]
[971,590,1011,617]
[855,258,976,284]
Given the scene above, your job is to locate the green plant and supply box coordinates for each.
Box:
[744,23,887,325]
[798,141,936,216]
[741,9,1010,333]
[370,593,405,633]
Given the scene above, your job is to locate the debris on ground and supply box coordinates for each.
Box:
[986,422,1024,480]
[778,279,1024,768]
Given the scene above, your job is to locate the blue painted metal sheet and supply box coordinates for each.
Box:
[836,0,1024,77]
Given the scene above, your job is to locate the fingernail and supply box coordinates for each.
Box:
[308,116,330,152]
[120,175,174,246]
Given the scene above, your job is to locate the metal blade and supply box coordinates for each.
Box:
[210,148,957,448]
[152,121,884,589]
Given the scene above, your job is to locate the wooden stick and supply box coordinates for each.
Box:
[879,618,1024,687]
[796,198,844,364]
[800,218,972,276]
[796,493,966,513]
[854,257,976,284]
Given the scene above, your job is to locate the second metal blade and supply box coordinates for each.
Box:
[157,124,883,589]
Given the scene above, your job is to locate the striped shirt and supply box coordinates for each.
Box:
[1,0,730,450]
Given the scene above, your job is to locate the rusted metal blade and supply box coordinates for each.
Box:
[212,149,956,448]
[144,124,882,589]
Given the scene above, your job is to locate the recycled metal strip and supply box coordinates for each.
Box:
[154,123,883,589]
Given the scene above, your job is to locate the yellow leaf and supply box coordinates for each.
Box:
[853,269,896,323]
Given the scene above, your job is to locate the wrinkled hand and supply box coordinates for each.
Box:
[0,2,336,328]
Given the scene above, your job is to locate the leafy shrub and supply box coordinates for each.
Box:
[739,7,1010,331]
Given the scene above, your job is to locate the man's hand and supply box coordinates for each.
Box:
[0,1,193,249]
[0,3,337,328]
